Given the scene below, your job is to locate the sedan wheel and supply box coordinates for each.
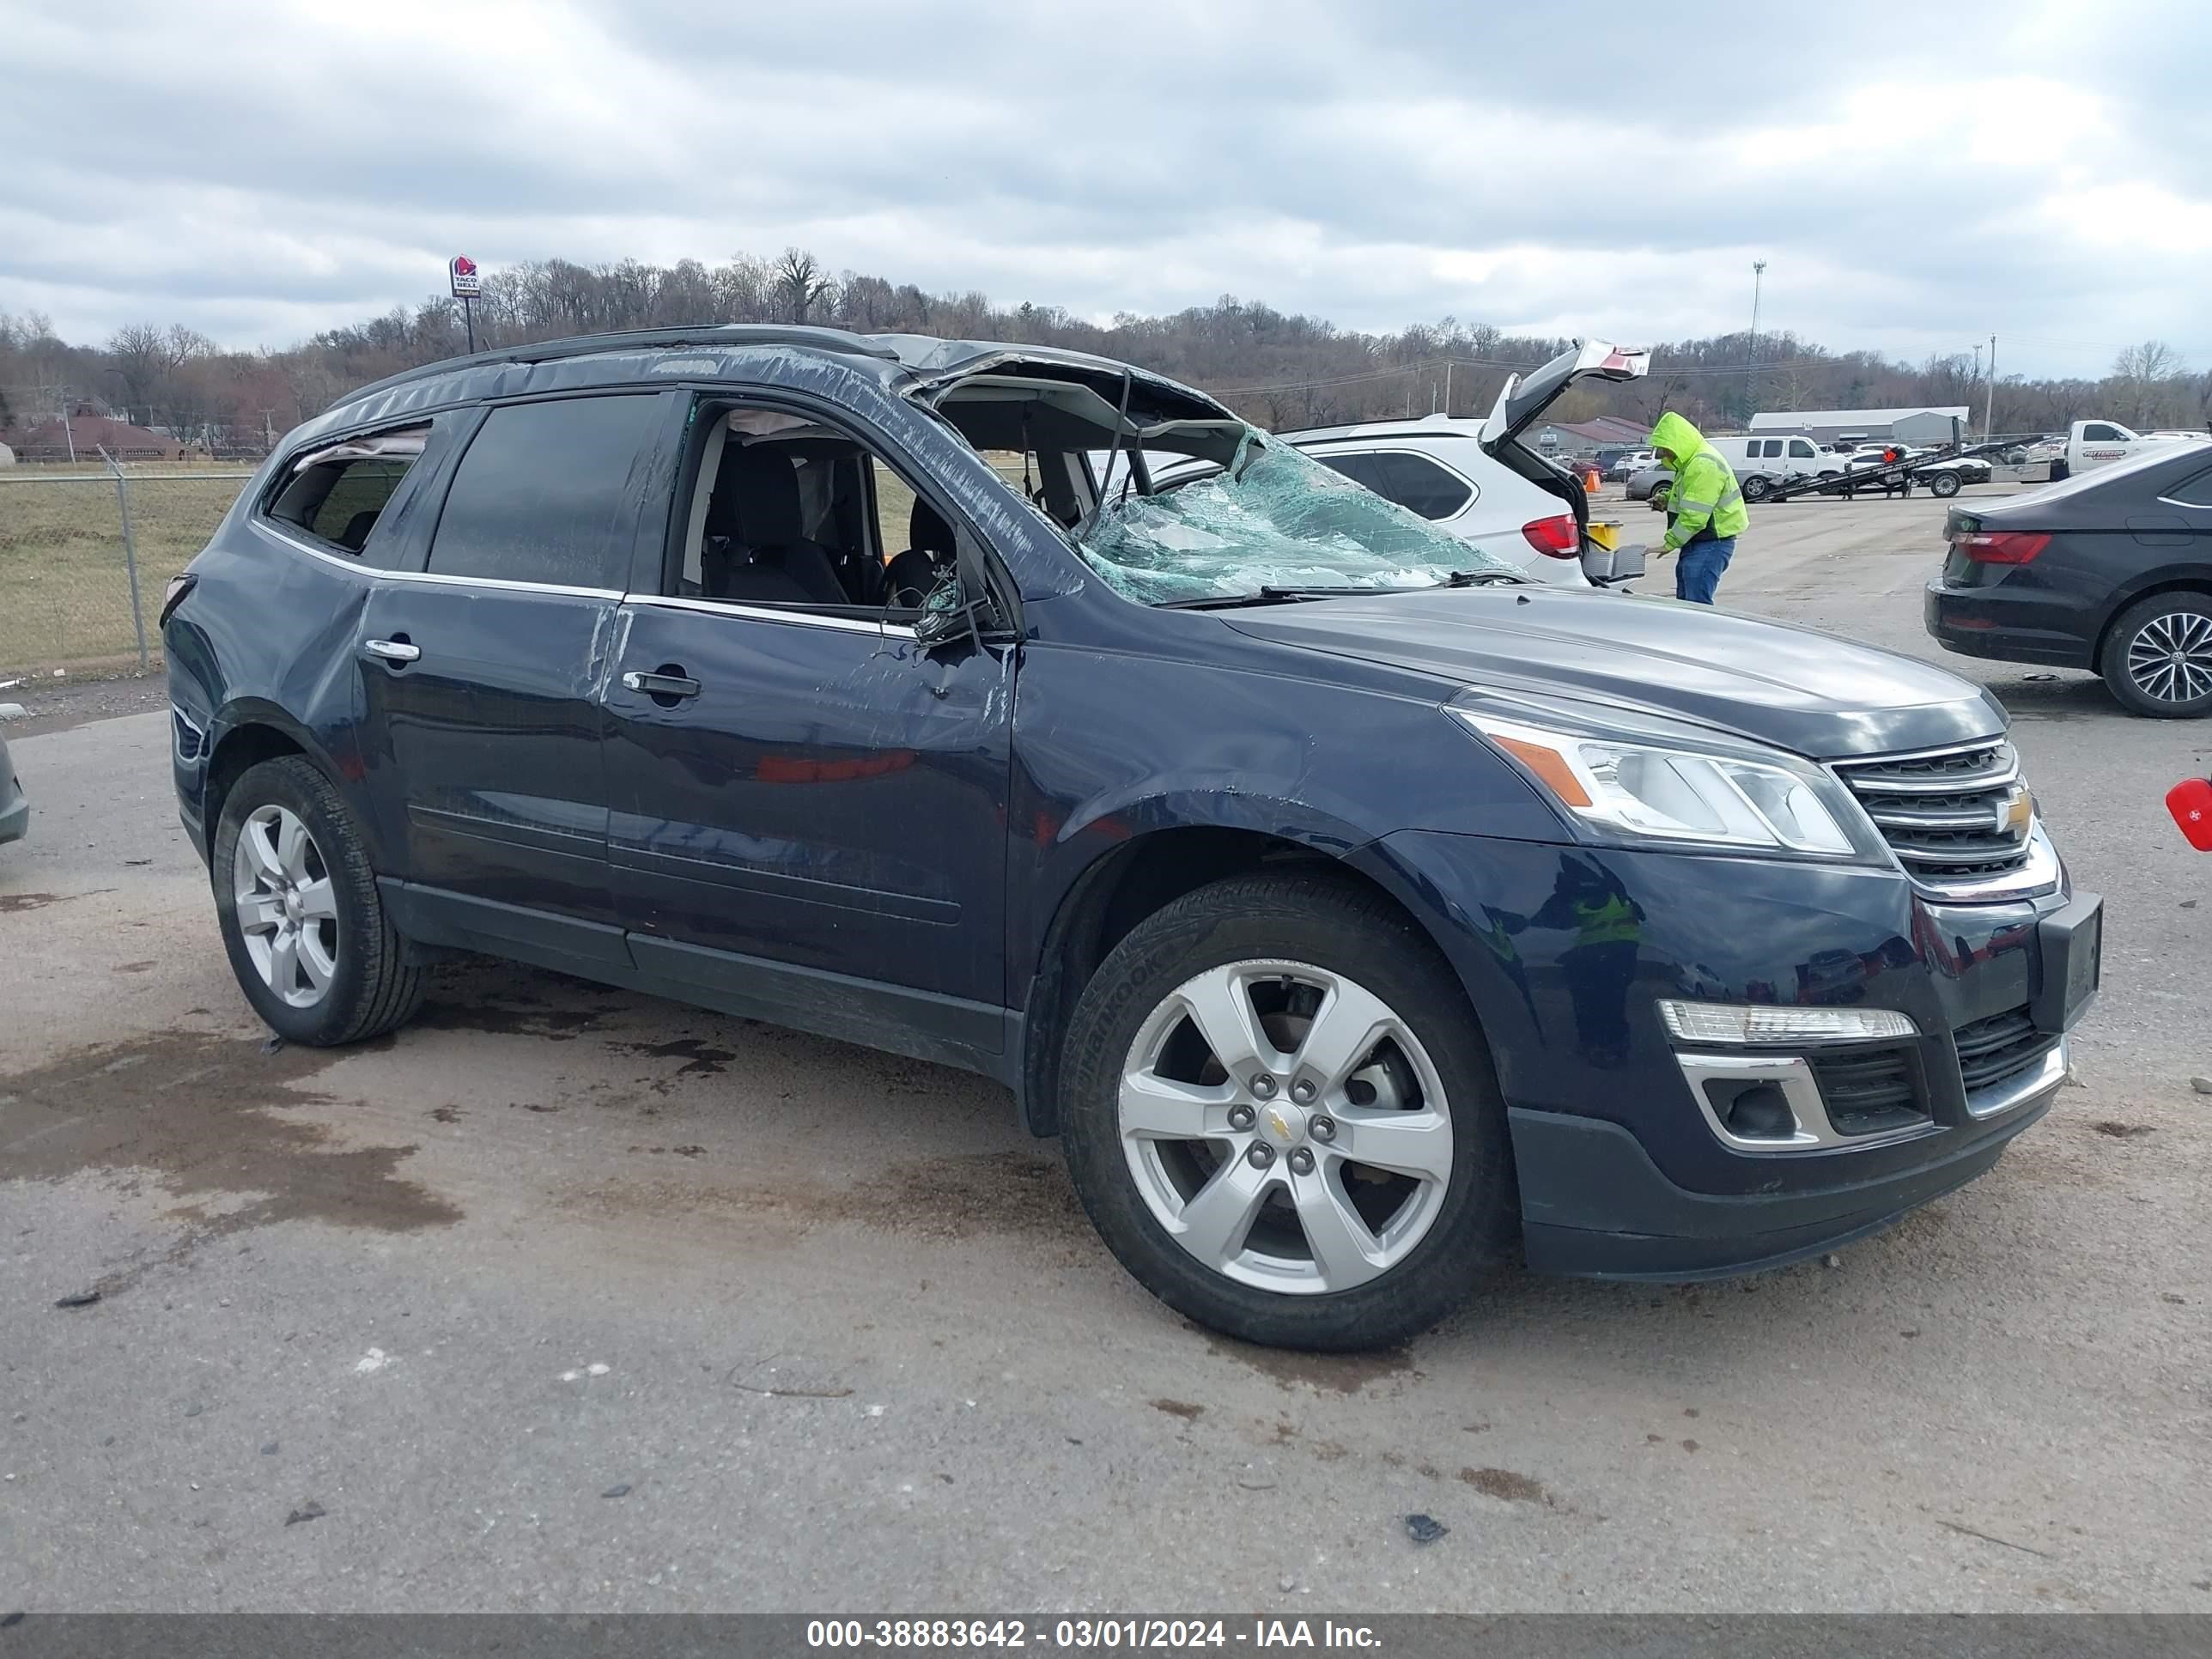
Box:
[2124,608,2212,708]
[1118,959,1453,1295]
[233,804,338,1008]
[2102,594,2212,718]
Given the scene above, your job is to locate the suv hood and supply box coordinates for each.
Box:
[1225,587,2005,759]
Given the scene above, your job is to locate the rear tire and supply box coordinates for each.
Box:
[2099,592,2212,719]
[212,756,427,1045]
[1058,872,1515,1351]
[1929,471,1962,498]
[1741,474,1772,502]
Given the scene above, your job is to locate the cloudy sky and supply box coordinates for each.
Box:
[3,0,2207,377]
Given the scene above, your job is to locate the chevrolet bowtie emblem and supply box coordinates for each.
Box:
[1265,1108,1295,1143]
[1994,788,2033,840]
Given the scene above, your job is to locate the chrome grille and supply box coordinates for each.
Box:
[1835,740,2036,887]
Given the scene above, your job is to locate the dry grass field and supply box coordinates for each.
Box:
[0,469,250,678]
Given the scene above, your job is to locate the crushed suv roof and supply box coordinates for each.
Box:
[339,324,1217,416]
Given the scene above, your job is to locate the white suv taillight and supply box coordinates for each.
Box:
[1520,514,1580,557]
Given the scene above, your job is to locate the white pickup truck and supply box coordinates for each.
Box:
[2060,418,2198,478]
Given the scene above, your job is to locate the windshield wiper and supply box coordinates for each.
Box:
[1154,586,1367,610]
[1157,572,1526,610]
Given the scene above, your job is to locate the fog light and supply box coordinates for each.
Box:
[1724,1084,1798,1139]
[1658,1000,1917,1045]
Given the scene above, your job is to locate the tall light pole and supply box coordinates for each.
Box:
[1745,260,1767,418]
[1984,334,1997,440]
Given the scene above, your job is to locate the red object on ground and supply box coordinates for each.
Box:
[2168,777,2212,850]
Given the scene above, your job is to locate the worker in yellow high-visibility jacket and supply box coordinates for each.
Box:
[1650,410,1749,604]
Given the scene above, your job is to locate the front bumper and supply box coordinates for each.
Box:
[1352,830,2089,1279]
[1506,1080,2052,1278]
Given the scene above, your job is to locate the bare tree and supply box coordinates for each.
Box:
[106,323,176,421]
[2112,339,2185,382]
[772,248,836,324]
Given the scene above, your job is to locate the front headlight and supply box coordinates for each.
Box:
[1449,704,1869,858]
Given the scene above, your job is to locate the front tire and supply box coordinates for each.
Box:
[2099,592,2212,718]
[212,756,427,1044]
[1058,872,1515,1351]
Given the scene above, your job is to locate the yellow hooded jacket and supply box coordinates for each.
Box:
[1651,411,1749,551]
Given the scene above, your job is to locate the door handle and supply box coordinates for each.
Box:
[622,670,702,700]
[364,638,421,664]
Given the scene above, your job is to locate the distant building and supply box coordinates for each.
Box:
[1528,416,1650,464]
[4,406,183,463]
[1748,406,1972,447]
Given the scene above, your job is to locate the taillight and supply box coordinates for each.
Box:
[1951,530,2049,564]
[1521,514,1580,557]
[159,573,198,625]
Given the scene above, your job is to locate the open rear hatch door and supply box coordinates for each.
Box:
[1478,339,1649,450]
[1478,339,1650,583]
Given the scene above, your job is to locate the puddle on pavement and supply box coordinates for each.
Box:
[614,1036,738,1093]
[1460,1466,1550,1504]
[1203,1333,1417,1395]
[411,996,605,1040]
[0,1027,460,1294]
[562,1149,1084,1248]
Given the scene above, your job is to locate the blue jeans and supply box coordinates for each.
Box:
[1674,537,1735,604]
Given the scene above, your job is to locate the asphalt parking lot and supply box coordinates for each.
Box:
[3,485,2209,1613]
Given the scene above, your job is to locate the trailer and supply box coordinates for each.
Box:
[1741,437,2022,504]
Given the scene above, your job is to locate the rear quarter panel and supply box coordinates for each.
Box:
[166,525,384,866]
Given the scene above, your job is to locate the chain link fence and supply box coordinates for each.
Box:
[0,464,252,681]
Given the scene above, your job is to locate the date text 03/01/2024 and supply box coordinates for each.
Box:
[805,1620,1384,1650]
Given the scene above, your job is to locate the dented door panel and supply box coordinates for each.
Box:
[603,602,1013,1005]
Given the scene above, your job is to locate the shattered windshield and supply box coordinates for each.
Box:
[1074,430,1525,605]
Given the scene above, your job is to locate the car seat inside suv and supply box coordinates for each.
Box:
[700,444,850,605]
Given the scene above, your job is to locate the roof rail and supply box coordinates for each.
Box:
[337,323,902,406]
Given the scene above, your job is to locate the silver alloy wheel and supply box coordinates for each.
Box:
[1118,959,1453,1295]
[231,804,339,1008]
[2126,609,2212,705]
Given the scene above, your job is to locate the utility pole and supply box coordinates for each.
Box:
[1744,260,1767,420]
[1444,360,1454,417]
[1984,334,1997,440]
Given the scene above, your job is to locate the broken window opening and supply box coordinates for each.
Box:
[267,423,431,555]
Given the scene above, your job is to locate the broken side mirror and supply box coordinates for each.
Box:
[911,572,986,652]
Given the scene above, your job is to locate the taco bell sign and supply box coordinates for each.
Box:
[448,255,481,299]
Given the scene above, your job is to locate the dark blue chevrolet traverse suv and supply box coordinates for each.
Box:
[162,326,2102,1350]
